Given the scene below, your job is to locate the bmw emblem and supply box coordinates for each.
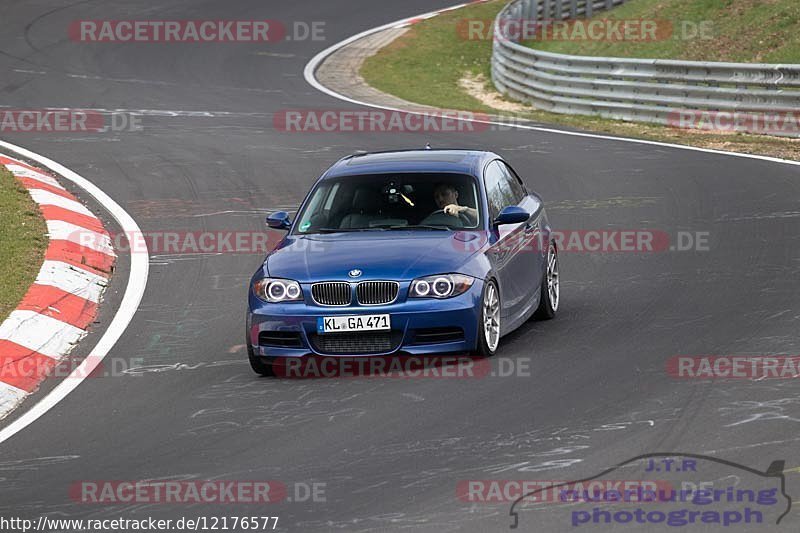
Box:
[348,269,362,278]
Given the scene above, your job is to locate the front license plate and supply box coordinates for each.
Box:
[317,314,391,334]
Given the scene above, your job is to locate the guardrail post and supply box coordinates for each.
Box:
[554,0,563,20]
[529,0,541,40]
[585,0,593,18]
[515,0,527,42]
[542,0,551,20]
[605,0,613,9]
[569,0,577,18]
[523,0,535,23]
[507,0,524,42]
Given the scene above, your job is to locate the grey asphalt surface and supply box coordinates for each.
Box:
[1,1,799,531]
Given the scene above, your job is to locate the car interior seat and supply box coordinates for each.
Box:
[338,188,383,229]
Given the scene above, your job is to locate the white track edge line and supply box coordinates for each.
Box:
[302,2,800,168]
[0,140,149,444]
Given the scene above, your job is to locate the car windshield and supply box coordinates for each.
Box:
[293,173,481,234]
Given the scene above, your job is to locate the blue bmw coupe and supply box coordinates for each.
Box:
[246,149,558,375]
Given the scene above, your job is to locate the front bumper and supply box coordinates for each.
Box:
[247,281,483,358]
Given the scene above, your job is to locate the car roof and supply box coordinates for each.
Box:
[322,149,499,180]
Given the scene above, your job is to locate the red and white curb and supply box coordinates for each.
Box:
[0,155,115,419]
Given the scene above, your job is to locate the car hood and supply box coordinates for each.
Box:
[265,231,486,282]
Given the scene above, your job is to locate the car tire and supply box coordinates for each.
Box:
[248,343,276,376]
[474,279,500,357]
[534,240,559,320]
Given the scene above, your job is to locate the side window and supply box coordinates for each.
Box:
[500,161,526,203]
[483,161,508,220]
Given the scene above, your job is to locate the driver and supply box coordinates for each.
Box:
[434,183,478,223]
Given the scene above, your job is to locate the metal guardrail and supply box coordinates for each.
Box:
[491,0,800,136]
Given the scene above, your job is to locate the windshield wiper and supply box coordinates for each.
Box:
[315,227,387,233]
[378,224,450,231]
[313,225,449,233]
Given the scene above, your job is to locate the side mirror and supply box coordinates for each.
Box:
[266,211,292,230]
[494,205,530,226]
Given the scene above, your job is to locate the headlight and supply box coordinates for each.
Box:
[409,274,474,299]
[253,278,303,303]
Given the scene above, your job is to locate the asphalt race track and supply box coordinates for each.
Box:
[1,1,799,531]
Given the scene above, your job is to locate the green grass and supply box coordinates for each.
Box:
[0,167,47,323]
[527,0,800,63]
[360,0,800,161]
[362,0,504,112]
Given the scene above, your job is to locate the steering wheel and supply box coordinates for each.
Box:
[426,209,472,226]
